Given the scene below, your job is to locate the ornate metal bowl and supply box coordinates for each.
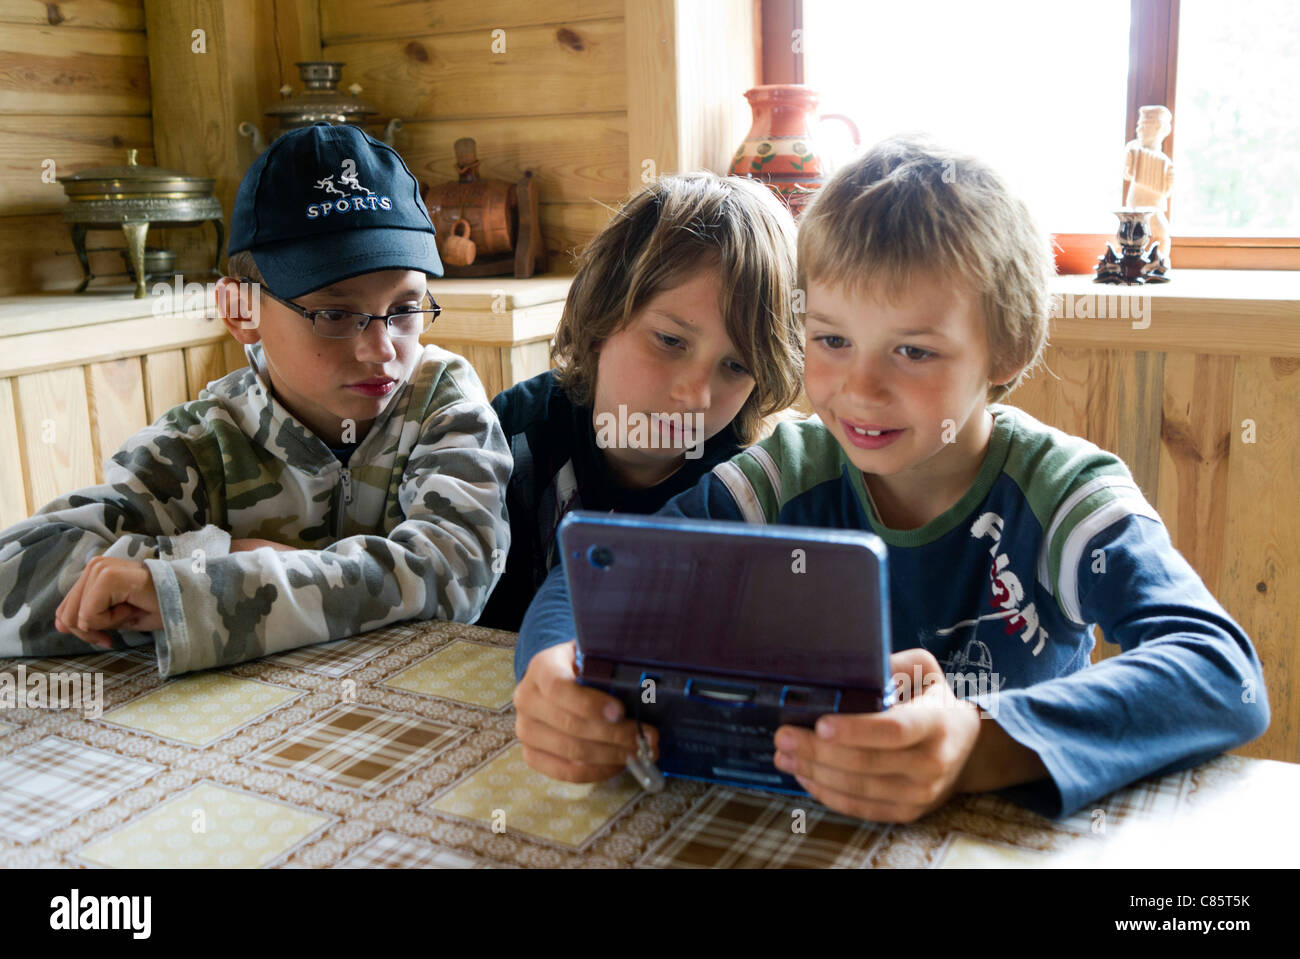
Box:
[57,149,223,298]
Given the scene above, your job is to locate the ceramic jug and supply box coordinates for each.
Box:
[729,84,860,217]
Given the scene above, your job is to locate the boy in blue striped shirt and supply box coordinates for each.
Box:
[510,138,1269,822]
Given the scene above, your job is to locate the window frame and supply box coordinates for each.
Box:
[763,0,1299,269]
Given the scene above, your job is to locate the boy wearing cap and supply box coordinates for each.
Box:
[0,124,511,677]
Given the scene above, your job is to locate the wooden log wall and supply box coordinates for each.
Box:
[319,0,625,269]
[0,0,153,295]
[320,0,758,269]
[1,0,758,290]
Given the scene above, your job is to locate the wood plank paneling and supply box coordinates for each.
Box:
[1049,301,1300,356]
[320,0,622,43]
[538,201,615,265]
[0,2,151,295]
[1084,348,1119,453]
[15,366,96,508]
[143,348,188,421]
[673,0,759,175]
[625,0,676,195]
[85,355,148,480]
[1221,355,1300,762]
[325,20,626,122]
[0,0,144,30]
[1113,350,1164,501]
[1029,347,1092,439]
[0,24,150,115]
[625,0,759,189]
[457,344,504,398]
[183,342,226,399]
[399,113,628,205]
[0,116,154,216]
[222,337,246,374]
[0,377,30,525]
[0,310,234,378]
[1158,353,1236,598]
[1002,361,1058,427]
[500,338,554,396]
[0,211,132,296]
[144,0,313,279]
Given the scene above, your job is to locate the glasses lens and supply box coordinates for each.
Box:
[307,301,439,339]
[388,310,437,337]
[389,314,419,337]
[312,311,366,338]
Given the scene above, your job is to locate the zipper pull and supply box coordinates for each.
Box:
[340,467,353,504]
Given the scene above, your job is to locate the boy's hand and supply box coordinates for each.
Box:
[513,640,658,783]
[54,556,163,650]
[773,647,982,824]
[230,538,296,552]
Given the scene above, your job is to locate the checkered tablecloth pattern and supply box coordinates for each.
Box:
[0,621,1294,868]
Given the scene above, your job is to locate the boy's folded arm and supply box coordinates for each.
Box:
[144,395,512,678]
[975,512,1271,819]
[0,425,227,659]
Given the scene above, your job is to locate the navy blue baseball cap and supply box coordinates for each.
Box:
[228,122,443,298]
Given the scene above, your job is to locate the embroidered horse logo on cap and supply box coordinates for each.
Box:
[306,158,390,218]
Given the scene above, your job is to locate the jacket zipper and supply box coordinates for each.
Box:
[336,467,353,538]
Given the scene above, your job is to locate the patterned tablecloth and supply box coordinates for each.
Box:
[1,620,1296,869]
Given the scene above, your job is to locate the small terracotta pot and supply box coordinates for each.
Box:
[1052,233,1112,275]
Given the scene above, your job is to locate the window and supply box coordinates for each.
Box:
[766,0,1300,268]
[802,0,1130,236]
[1171,0,1299,236]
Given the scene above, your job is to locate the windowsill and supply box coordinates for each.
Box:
[1048,270,1300,355]
[1,270,1292,365]
[0,274,579,343]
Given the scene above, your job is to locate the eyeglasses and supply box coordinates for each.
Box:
[242,277,442,340]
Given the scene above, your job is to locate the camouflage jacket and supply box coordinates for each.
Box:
[0,342,511,677]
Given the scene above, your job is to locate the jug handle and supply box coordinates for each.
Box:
[818,113,861,147]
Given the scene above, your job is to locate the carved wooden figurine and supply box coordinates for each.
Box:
[1123,105,1175,264]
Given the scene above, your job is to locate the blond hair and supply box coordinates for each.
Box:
[553,173,803,445]
[797,137,1054,401]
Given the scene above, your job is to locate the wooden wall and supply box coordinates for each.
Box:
[1009,292,1300,765]
[0,0,153,295]
[319,0,758,270]
[321,0,625,268]
[0,0,759,292]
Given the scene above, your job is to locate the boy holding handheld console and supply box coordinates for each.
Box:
[512,138,1270,823]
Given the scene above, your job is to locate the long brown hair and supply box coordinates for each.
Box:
[553,173,803,444]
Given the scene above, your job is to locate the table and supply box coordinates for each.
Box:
[1,620,1296,869]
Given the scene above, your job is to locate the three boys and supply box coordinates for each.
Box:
[0,125,1268,825]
